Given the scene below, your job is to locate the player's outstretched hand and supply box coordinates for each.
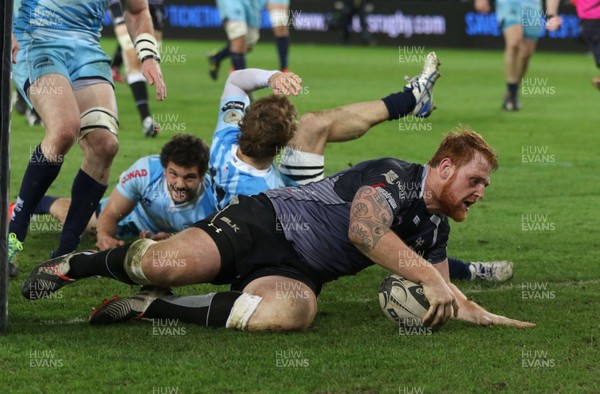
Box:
[141,59,167,101]
[422,280,459,328]
[546,16,563,32]
[96,235,125,251]
[269,72,303,96]
[476,312,536,328]
[457,300,536,328]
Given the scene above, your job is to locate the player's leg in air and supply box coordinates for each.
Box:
[278,52,441,184]
[109,0,161,137]
[23,202,317,331]
[266,0,291,71]
[448,257,513,282]
[208,0,261,80]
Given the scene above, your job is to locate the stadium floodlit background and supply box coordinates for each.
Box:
[3,0,600,392]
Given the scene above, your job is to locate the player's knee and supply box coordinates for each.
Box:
[91,136,119,162]
[47,125,79,156]
[248,289,317,331]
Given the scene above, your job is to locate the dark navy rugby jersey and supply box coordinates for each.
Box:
[262,158,450,284]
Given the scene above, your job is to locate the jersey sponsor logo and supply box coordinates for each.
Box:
[375,187,398,210]
[121,168,148,184]
[219,216,240,232]
[381,170,399,184]
[221,100,246,112]
[414,237,425,247]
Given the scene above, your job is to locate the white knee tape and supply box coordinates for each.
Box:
[225,293,263,330]
[269,9,289,27]
[124,239,156,285]
[79,107,119,140]
[225,20,248,41]
[245,28,260,48]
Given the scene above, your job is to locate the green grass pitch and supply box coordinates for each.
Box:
[2,40,600,393]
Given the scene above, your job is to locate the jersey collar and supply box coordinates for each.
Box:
[231,145,272,177]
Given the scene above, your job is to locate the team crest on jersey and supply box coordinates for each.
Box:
[221,101,246,112]
[413,216,421,226]
[223,111,242,125]
[121,169,148,184]
[381,170,399,184]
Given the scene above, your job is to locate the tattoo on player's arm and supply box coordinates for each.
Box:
[349,187,393,255]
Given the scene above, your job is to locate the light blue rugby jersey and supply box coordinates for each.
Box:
[209,95,296,210]
[14,0,110,41]
[116,155,218,235]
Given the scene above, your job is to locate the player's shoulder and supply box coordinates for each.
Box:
[120,155,161,186]
[352,157,423,180]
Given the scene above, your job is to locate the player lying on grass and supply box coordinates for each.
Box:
[25,134,216,251]
[208,54,512,282]
[23,128,534,330]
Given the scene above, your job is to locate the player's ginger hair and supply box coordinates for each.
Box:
[238,95,298,160]
[428,126,499,172]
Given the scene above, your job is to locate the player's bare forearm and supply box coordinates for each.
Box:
[123,0,167,100]
[95,190,137,249]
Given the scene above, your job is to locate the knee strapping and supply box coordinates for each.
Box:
[79,107,119,140]
[123,239,156,285]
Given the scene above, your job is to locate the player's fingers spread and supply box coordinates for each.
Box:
[429,303,446,328]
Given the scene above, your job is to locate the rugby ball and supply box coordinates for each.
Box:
[378,274,430,325]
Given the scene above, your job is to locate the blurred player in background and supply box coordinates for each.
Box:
[208,0,263,80]
[108,0,164,137]
[546,0,600,89]
[475,0,543,111]
[265,0,291,71]
[340,0,375,46]
[27,134,216,250]
[23,129,533,331]
[8,0,166,277]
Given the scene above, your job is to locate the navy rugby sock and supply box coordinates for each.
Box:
[68,243,135,284]
[144,292,242,327]
[130,81,151,121]
[55,169,107,256]
[276,36,289,70]
[507,82,518,97]
[381,91,417,120]
[230,52,246,70]
[448,257,472,280]
[212,45,230,64]
[9,144,63,241]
